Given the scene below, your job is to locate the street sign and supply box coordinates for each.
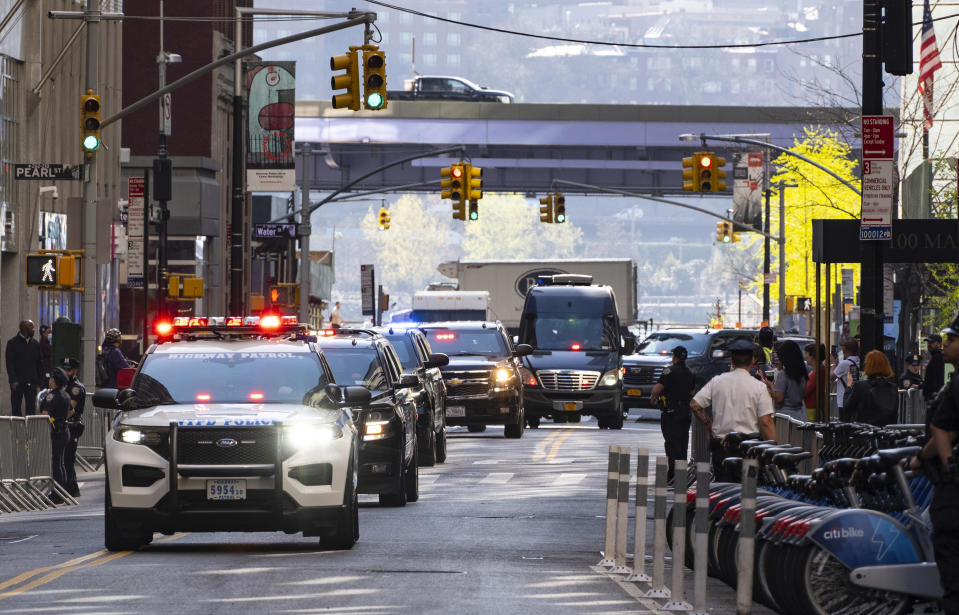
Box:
[14,163,81,181]
[253,223,296,239]
[25,254,58,286]
[127,178,145,288]
[361,264,375,316]
[860,115,894,241]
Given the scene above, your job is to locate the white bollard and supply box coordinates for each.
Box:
[627,448,651,583]
[693,461,711,615]
[610,445,632,574]
[645,456,671,599]
[598,445,620,567]
[736,458,759,615]
[664,460,693,611]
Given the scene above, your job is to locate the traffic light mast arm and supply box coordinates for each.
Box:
[679,133,862,198]
[553,179,783,244]
[268,146,466,223]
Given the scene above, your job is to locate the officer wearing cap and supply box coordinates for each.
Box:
[60,358,84,497]
[39,367,73,498]
[650,346,696,484]
[900,353,924,391]
[925,333,946,403]
[911,312,959,614]
[690,338,776,478]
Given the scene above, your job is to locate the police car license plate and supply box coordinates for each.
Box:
[447,406,466,417]
[207,479,246,501]
[626,388,643,397]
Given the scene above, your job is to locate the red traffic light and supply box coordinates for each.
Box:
[451,166,463,178]
[699,156,712,168]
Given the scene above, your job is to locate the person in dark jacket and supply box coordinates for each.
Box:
[40,367,73,496]
[38,324,52,378]
[843,350,899,426]
[900,353,924,391]
[649,346,696,484]
[5,320,44,416]
[61,358,85,497]
[99,328,131,389]
[924,333,946,403]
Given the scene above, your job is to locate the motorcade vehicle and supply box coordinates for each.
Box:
[388,75,514,103]
[315,328,420,507]
[396,290,490,324]
[518,275,635,429]
[417,321,531,438]
[373,325,450,466]
[96,315,370,551]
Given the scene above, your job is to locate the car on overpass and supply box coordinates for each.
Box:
[388,76,514,103]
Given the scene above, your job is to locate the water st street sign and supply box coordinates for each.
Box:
[14,164,81,181]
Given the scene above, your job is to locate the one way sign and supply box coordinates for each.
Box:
[14,163,81,181]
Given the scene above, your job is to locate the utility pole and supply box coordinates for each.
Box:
[860,0,884,356]
[762,188,771,325]
[299,146,312,325]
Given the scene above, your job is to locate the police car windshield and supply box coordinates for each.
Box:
[386,336,418,371]
[323,348,389,391]
[635,333,708,356]
[522,313,616,351]
[423,329,508,356]
[133,351,330,404]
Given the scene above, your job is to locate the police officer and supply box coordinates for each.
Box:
[899,353,924,391]
[40,367,73,500]
[60,358,85,497]
[911,312,959,614]
[650,346,696,485]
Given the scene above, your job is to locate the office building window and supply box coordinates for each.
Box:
[448,54,461,67]
[447,33,461,46]
[423,53,437,67]
[423,32,437,45]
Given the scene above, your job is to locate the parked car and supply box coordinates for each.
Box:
[374,326,450,466]
[316,329,420,507]
[418,321,531,438]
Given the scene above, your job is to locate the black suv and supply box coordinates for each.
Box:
[374,326,450,466]
[316,329,420,507]
[623,328,761,408]
[418,321,532,439]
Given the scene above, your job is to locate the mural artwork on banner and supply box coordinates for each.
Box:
[246,62,296,192]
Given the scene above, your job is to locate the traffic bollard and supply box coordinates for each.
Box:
[626,448,651,583]
[598,445,620,567]
[610,445,632,574]
[692,461,710,615]
[645,456,671,599]
[736,458,759,615]
[664,460,693,611]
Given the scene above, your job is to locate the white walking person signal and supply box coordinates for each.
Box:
[40,258,55,283]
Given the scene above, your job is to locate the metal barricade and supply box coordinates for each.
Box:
[773,414,818,473]
[6,417,49,510]
[0,418,30,512]
[897,388,927,425]
[77,405,109,470]
[24,415,76,505]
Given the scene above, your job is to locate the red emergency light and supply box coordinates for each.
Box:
[249,392,264,401]
[196,393,212,402]
[570,343,582,351]
[435,332,456,341]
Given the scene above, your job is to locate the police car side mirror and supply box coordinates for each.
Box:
[395,373,419,389]
[712,349,728,359]
[342,386,372,406]
[92,388,119,409]
[513,344,533,357]
[424,353,449,368]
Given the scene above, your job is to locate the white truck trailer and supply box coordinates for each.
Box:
[436,259,637,330]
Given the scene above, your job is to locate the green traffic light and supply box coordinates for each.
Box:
[555,213,566,223]
[469,211,478,220]
[722,235,730,243]
[366,92,385,110]
[82,135,100,151]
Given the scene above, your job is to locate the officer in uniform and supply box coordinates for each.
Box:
[40,367,73,499]
[650,346,696,485]
[899,353,924,391]
[911,312,959,614]
[690,338,776,479]
[60,358,85,497]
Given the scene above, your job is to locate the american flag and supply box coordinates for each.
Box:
[919,0,943,131]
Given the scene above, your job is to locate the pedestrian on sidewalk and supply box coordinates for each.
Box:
[925,333,946,403]
[40,367,73,497]
[690,338,776,480]
[649,345,695,485]
[842,350,898,427]
[768,340,807,422]
[329,301,344,330]
[5,320,44,416]
[97,328,131,389]
[38,324,52,378]
[61,357,85,497]
[833,339,861,421]
[804,343,828,421]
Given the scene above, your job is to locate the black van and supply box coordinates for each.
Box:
[518,275,635,429]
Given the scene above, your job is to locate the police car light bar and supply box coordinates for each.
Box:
[153,315,302,339]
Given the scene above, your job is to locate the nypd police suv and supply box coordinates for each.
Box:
[95,316,370,551]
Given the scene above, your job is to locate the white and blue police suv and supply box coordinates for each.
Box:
[95,316,370,551]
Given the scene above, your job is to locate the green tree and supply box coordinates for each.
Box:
[924,156,959,330]
[461,194,584,260]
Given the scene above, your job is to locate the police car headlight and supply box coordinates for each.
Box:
[285,424,344,451]
[113,425,168,446]
[601,369,621,387]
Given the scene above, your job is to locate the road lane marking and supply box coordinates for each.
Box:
[532,427,570,461]
[0,533,188,600]
[545,429,575,461]
[553,473,587,486]
[479,473,513,484]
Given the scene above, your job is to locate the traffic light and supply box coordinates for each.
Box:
[554,194,566,223]
[378,206,391,230]
[80,90,101,153]
[168,274,181,297]
[716,220,735,243]
[465,163,482,201]
[443,163,466,220]
[468,199,479,221]
[330,48,360,110]
[57,255,77,288]
[361,45,388,110]
[699,153,727,192]
[730,222,741,243]
[708,153,727,192]
[682,154,699,191]
[539,194,554,223]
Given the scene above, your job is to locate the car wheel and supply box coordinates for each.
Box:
[379,447,408,507]
[104,470,150,552]
[467,424,486,433]
[596,416,609,429]
[435,427,448,463]
[527,416,540,429]
[568,413,581,423]
[405,446,419,503]
[322,453,358,550]
[419,422,437,467]
[609,412,624,430]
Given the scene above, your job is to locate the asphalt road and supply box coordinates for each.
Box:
[0,416,768,614]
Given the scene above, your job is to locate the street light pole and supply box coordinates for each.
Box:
[778,180,798,328]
